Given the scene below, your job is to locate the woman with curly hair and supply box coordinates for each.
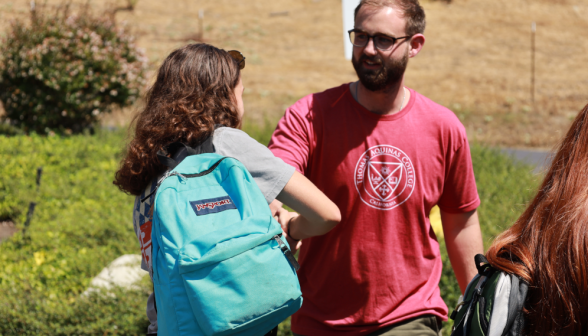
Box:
[114,43,340,336]
[485,104,588,336]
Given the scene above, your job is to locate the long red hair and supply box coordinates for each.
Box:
[486,104,588,336]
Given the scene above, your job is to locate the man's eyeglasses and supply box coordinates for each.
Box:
[348,29,411,51]
[228,50,246,70]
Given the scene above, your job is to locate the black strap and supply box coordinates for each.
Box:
[157,153,178,169]
[475,254,493,276]
[157,137,215,170]
[157,128,218,169]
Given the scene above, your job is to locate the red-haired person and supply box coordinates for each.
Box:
[486,104,588,336]
[114,43,340,336]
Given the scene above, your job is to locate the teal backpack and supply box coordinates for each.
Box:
[450,254,528,336]
[144,142,302,336]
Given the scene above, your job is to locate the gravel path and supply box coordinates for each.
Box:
[501,148,554,174]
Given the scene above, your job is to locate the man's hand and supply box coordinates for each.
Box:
[441,209,484,294]
[270,200,302,253]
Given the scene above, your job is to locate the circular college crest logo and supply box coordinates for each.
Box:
[354,145,416,210]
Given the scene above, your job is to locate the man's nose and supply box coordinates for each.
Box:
[363,37,378,56]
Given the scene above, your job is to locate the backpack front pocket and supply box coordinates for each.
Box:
[179,238,302,336]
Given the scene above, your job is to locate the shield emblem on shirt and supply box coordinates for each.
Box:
[367,161,403,200]
[354,145,416,210]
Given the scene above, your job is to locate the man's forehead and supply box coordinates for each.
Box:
[355,5,406,35]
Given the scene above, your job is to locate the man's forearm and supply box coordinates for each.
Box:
[441,209,484,294]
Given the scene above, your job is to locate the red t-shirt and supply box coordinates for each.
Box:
[268,84,480,336]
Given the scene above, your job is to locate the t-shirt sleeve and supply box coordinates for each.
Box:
[267,103,313,174]
[437,138,480,213]
[213,127,295,204]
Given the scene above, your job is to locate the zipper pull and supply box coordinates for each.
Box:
[141,173,171,203]
[174,172,187,184]
[274,235,301,271]
[142,171,184,202]
[157,170,173,185]
[158,171,186,185]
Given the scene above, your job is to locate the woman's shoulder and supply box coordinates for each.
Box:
[211,126,295,203]
[214,126,251,140]
[213,127,258,151]
[213,126,273,159]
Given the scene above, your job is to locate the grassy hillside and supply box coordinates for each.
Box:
[1,0,585,147]
[0,125,539,335]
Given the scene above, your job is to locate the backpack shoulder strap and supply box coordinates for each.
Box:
[475,254,494,276]
[157,132,217,170]
[501,274,528,336]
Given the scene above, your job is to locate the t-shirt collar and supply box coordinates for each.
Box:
[346,83,415,121]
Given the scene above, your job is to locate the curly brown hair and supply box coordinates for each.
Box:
[114,43,241,195]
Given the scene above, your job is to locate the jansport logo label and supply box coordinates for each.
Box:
[354,145,416,210]
[196,199,232,211]
[190,196,237,216]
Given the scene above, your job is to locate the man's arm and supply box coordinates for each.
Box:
[440,209,484,294]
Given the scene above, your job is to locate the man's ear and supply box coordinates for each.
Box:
[408,34,425,58]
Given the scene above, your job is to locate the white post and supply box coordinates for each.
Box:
[531,22,536,104]
[198,9,204,40]
[342,0,361,60]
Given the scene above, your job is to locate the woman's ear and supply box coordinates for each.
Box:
[234,76,245,120]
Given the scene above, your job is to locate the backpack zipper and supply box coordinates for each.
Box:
[274,235,301,272]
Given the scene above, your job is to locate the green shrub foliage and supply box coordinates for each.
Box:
[0,6,147,134]
[0,130,151,335]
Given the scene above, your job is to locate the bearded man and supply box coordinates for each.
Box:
[268,0,484,335]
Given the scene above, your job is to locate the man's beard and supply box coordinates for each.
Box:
[352,51,408,92]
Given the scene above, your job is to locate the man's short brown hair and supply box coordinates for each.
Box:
[354,0,426,36]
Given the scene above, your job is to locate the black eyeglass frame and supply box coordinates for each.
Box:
[227,50,246,70]
[348,29,411,51]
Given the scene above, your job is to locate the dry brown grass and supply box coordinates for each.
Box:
[1,0,587,148]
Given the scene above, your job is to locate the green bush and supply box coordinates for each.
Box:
[0,5,147,134]
[0,130,151,335]
[4,287,151,335]
[0,127,539,336]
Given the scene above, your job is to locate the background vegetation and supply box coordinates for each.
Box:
[0,0,565,335]
[2,0,584,147]
[0,4,147,134]
[0,129,150,335]
[0,124,539,335]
